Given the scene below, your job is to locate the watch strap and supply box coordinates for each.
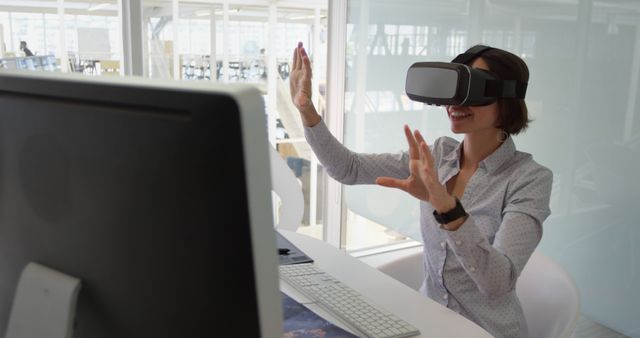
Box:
[433,197,467,224]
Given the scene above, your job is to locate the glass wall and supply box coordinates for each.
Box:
[178,2,219,81]
[0,0,120,74]
[345,0,640,335]
[143,0,174,79]
[138,0,328,240]
[0,0,328,241]
[65,2,120,75]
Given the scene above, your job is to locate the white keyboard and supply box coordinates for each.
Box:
[279,263,420,338]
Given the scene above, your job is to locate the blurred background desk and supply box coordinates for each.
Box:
[279,230,493,338]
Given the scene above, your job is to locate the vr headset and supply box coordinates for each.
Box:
[405,45,527,106]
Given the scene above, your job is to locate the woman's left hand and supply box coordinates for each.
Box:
[412,129,457,214]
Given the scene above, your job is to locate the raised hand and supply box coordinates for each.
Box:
[377,126,457,214]
[290,42,321,127]
[376,125,431,201]
[290,43,313,108]
[414,130,456,213]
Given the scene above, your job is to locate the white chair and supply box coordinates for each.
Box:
[269,145,304,231]
[516,251,580,338]
[5,262,82,338]
[377,250,580,338]
[376,250,424,291]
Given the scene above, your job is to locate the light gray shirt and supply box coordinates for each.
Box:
[304,120,552,338]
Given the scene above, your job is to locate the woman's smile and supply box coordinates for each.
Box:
[448,106,474,123]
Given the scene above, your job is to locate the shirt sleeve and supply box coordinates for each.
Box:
[440,165,553,298]
[304,119,411,185]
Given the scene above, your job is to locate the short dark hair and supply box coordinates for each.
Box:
[465,46,530,135]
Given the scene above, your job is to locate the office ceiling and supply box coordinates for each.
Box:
[0,0,327,18]
[0,0,638,22]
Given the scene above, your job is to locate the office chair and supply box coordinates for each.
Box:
[375,250,424,291]
[516,251,580,338]
[5,263,81,338]
[269,145,304,231]
[376,250,580,338]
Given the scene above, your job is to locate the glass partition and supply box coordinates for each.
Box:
[178,2,219,81]
[0,0,120,75]
[64,1,120,76]
[143,0,174,79]
[136,0,328,240]
[0,0,328,243]
[345,0,640,335]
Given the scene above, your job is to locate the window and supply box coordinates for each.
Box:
[0,1,119,74]
[1,2,327,243]
[138,1,328,240]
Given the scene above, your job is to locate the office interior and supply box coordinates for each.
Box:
[1,0,639,337]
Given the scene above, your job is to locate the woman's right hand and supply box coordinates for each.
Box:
[376,125,431,202]
[290,42,321,127]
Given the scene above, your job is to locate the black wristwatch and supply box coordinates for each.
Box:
[433,197,467,224]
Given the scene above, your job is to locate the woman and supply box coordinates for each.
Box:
[290,42,552,338]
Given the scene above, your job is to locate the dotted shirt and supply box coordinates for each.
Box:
[304,120,552,338]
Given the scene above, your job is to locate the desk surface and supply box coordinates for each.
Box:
[280,230,493,338]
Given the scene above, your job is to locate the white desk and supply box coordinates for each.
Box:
[279,230,493,338]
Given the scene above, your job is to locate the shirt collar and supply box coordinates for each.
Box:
[442,140,463,167]
[442,137,516,174]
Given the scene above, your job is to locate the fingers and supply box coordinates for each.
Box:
[412,129,437,189]
[376,177,407,191]
[292,44,299,70]
[293,42,304,71]
[414,130,434,170]
[413,129,426,147]
[420,142,433,176]
[301,48,312,77]
[404,125,419,159]
[418,142,445,198]
[292,42,311,75]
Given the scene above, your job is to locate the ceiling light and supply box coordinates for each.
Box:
[88,3,111,12]
[195,9,224,17]
[290,15,314,20]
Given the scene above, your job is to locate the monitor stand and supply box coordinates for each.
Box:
[5,262,81,338]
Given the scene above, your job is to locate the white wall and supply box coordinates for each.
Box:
[343,0,640,336]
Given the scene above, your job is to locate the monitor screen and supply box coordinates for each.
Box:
[0,70,282,337]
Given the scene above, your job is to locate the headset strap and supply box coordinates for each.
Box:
[485,79,528,99]
[455,45,528,99]
[451,45,493,64]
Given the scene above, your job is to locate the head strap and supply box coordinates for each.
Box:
[451,45,493,64]
[485,80,528,99]
[454,45,528,99]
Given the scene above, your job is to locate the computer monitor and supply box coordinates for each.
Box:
[0,70,282,337]
[1,58,17,70]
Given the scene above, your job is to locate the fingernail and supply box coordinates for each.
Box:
[298,42,303,47]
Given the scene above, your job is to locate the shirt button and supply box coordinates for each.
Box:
[455,240,462,245]
[470,266,476,272]
[443,294,448,300]
[440,241,446,248]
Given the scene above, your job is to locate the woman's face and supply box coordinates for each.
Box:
[446,57,500,135]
